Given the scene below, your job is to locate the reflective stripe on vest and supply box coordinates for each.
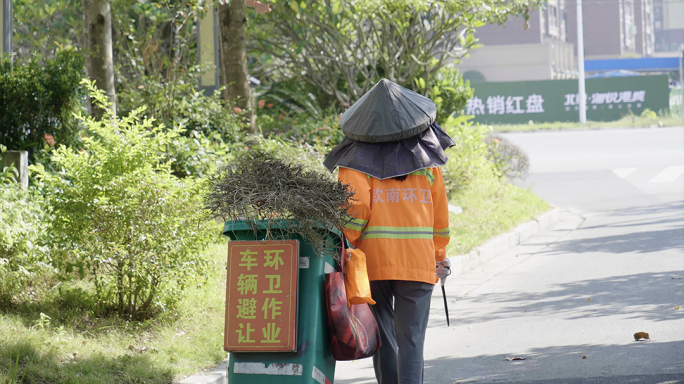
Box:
[344,217,368,231]
[360,226,434,240]
[433,227,450,238]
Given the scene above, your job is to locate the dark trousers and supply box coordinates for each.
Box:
[370,280,434,384]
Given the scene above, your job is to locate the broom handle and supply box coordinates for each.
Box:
[339,233,346,273]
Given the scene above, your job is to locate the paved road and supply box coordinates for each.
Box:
[334,127,684,384]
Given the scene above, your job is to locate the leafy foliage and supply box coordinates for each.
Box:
[113,0,202,91]
[441,115,531,195]
[486,134,530,180]
[0,157,51,304]
[258,108,345,149]
[441,115,496,197]
[119,71,245,139]
[167,130,237,179]
[0,50,84,154]
[115,6,247,178]
[205,147,353,257]
[251,0,533,105]
[417,66,474,124]
[12,0,83,63]
[31,81,215,320]
[118,72,247,178]
[254,77,339,118]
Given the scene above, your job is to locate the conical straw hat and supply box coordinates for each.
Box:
[341,79,437,143]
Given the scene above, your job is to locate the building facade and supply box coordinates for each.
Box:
[460,0,576,83]
[653,0,684,55]
[459,0,669,83]
[565,0,655,59]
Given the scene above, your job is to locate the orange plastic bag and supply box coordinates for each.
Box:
[343,248,376,307]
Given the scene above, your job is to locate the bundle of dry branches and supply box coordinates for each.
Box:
[205,150,354,257]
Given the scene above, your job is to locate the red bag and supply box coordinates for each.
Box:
[325,236,381,360]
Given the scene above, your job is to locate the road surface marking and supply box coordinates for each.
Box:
[612,168,637,179]
[648,166,684,183]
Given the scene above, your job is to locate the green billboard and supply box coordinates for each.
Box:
[466,75,670,124]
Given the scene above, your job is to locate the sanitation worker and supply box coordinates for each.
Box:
[324,79,453,384]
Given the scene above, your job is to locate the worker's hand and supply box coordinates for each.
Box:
[436,258,451,282]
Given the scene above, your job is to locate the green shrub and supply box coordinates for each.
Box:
[31,81,215,320]
[640,108,658,120]
[416,66,474,125]
[0,153,51,303]
[259,111,345,152]
[441,115,495,197]
[254,78,337,121]
[485,134,530,180]
[118,70,247,178]
[253,76,346,150]
[254,136,332,174]
[118,75,245,140]
[167,130,238,179]
[0,49,84,154]
[12,0,82,64]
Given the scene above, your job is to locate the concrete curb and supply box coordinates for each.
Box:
[449,207,561,277]
[176,207,561,384]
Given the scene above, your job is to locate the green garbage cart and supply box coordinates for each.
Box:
[223,220,338,384]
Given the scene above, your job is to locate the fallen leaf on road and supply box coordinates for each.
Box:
[582,355,587,359]
[633,332,650,341]
[505,357,527,361]
[674,306,681,310]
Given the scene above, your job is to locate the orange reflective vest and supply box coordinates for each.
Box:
[339,167,450,285]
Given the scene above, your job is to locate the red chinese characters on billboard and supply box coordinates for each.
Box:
[224,240,299,352]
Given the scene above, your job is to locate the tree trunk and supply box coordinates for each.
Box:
[218,0,256,134]
[160,20,175,80]
[82,0,117,119]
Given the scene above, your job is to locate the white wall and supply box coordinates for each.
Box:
[664,1,684,29]
[458,42,577,82]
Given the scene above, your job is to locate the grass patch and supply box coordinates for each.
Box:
[448,170,550,255]
[491,114,683,133]
[0,241,230,384]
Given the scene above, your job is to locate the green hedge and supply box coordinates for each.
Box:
[0,50,84,153]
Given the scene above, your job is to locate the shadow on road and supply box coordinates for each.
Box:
[548,227,683,254]
[422,340,684,384]
[581,201,684,229]
[448,271,684,324]
[334,341,684,384]
[548,201,684,255]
